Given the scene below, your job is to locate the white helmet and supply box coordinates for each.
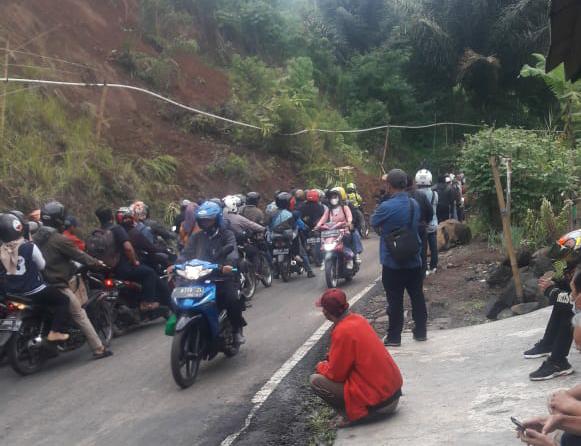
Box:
[223,195,241,214]
[415,169,433,187]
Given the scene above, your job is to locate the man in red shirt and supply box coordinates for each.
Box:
[310,288,403,427]
[63,216,86,252]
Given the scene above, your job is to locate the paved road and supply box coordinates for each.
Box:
[0,237,380,446]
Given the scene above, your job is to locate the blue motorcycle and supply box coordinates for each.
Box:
[166,258,240,388]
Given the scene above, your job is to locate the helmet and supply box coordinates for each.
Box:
[306,189,320,203]
[295,189,305,201]
[0,213,24,243]
[275,192,292,210]
[550,229,581,263]
[130,201,148,221]
[415,169,433,187]
[331,187,347,201]
[223,195,241,214]
[196,201,223,232]
[41,201,67,229]
[246,192,260,206]
[9,210,26,224]
[209,197,223,208]
[236,194,246,206]
[115,207,135,227]
[346,183,357,193]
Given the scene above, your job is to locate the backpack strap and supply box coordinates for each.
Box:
[407,197,415,229]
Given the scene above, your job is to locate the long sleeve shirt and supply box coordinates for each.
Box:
[316,205,353,229]
[316,313,403,421]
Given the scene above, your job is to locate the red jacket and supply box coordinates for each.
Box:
[316,313,403,421]
[63,230,86,252]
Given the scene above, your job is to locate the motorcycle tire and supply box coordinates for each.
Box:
[7,319,45,376]
[171,324,203,389]
[325,258,338,289]
[241,272,257,300]
[88,300,113,347]
[259,253,273,288]
[280,259,291,283]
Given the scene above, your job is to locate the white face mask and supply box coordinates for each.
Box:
[330,198,339,206]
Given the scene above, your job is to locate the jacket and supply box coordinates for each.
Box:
[0,241,47,295]
[33,226,101,288]
[300,202,325,230]
[416,187,438,232]
[410,189,434,230]
[239,205,265,226]
[178,227,239,266]
[370,192,422,269]
[316,313,403,421]
[224,213,265,236]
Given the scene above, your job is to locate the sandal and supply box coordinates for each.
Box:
[93,349,113,360]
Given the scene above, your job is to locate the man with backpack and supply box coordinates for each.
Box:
[92,207,169,311]
[414,169,439,275]
[371,169,428,347]
[435,175,454,222]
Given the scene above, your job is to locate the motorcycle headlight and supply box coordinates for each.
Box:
[324,242,337,252]
[177,266,213,281]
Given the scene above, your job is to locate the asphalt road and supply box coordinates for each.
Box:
[0,237,380,446]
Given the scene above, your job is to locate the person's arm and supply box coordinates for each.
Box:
[240,215,265,233]
[423,194,434,223]
[549,389,581,416]
[223,230,239,266]
[315,208,330,229]
[56,235,101,266]
[542,413,581,436]
[344,206,353,225]
[371,202,391,227]
[124,241,139,266]
[31,244,46,271]
[315,329,355,382]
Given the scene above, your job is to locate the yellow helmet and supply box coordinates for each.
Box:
[332,186,347,201]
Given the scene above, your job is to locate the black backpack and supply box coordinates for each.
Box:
[383,198,420,264]
[86,228,120,268]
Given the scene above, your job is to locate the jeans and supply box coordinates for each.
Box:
[382,266,428,342]
[115,263,170,305]
[562,433,581,446]
[216,280,245,332]
[292,236,312,272]
[539,302,574,362]
[427,231,438,270]
[352,230,363,254]
[31,287,69,332]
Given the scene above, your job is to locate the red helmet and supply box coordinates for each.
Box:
[306,189,319,203]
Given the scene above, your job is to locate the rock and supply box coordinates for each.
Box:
[485,294,510,319]
[487,264,512,287]
[497,308,515,320]
[530,247,555,277]
[436,219,472,251]
[511,302,541,315]
[523,278,544,303]
[431,317,452,329]
[502,248,532,268]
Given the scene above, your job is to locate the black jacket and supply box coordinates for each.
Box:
[300,202,325,230]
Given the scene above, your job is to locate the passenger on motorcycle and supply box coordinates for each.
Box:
[34,202,113,359]
[269,192,315,278]
[346,183,363,208]
[177,201,246,345]
[316,188,363,263]
[239,192,265,225]
[0,213,70,342]
[131,201,177,247]
[95,207,170,311]
[223,196,266,236]
[301,190,326,266]
[63,215,86,251]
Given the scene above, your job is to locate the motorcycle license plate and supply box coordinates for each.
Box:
[321,230,340,238]
[306,237,320,244]
[272,249,289,255]
[0,318,21,332]
[172,286,205,299]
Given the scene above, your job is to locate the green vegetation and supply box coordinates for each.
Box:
[0,88,177,222]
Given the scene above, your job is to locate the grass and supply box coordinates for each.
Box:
[304,389,337,446]
[0,88,177,223]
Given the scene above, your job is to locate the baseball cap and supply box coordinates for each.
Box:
[316,288,349,318]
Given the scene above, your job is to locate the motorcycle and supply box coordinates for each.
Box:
[166,253,241,389]
[320,222,359,288]
[271,229,304,282]
[238,232,273,292]
[305,229,322,267]
[0,269,113,375]
[353,205,370,239]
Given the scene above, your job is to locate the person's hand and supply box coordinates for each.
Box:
[517,429,556,446]
[538,277,554,293]
[222,265,233,274]
[522,416,548,433]
[166,265,175,275]
[133,260,140,267]
[541,414,563,435]
[548,389,576,415]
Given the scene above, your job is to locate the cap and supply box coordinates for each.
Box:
[316,288,349,318]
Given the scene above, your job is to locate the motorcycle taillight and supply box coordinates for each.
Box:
[104,278,115,289]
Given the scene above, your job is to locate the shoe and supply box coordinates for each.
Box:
[346,260,354,270]
[430,268,437,274]
[523,342,551,359]
[529,359,574,381]
[425,270,430,278]
[354,254,362,264]
[307,271,316,278]
[413,334,428,342]
[234,333,246,345]
[382,335,401,347]
[93,349,113,360]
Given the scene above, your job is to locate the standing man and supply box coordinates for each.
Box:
[415,169,439,275]
[371,169,428,347]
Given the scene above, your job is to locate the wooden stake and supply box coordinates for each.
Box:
[490,156,524,303]
[0,40,9,145]
[95,84,108,142]
[380,125,389,175]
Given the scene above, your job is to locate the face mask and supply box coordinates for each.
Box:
[330,198,339,206]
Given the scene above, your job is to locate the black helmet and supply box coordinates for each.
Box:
[41,201,66,229]
[246,192,260,206]
[0,213,24,243]
[9,210,26,224]
[115,207,134,227]
[275,192,292,210]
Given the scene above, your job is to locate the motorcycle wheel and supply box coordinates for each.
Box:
[241,271,257,300]
[258,253,273,288]
[89,300,113,347]
[7,320,45,376]
[325,258,338,288]
[280,258,291,283]
[171,324,203,389]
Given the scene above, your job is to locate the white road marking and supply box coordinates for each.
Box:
[220,276,382,446]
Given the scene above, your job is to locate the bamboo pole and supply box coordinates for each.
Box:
[380,125,389,175]
[95,84,108,142]
[0,40,9,145]
[490,156,524,303]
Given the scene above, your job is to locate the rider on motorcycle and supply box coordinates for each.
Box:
[316,188,363,263]
[0,213,70,343]
[177,201,246,345]
[346,183,363,208]
[300,190,326,266]
[131,201,177,247]
[239,192,265,225]
[269,192,315,278]
[223,196,266,236]
[33,201,113,359]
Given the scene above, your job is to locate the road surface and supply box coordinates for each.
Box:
[0,237,380,446]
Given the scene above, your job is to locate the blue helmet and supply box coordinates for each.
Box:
[195,201,223,231]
